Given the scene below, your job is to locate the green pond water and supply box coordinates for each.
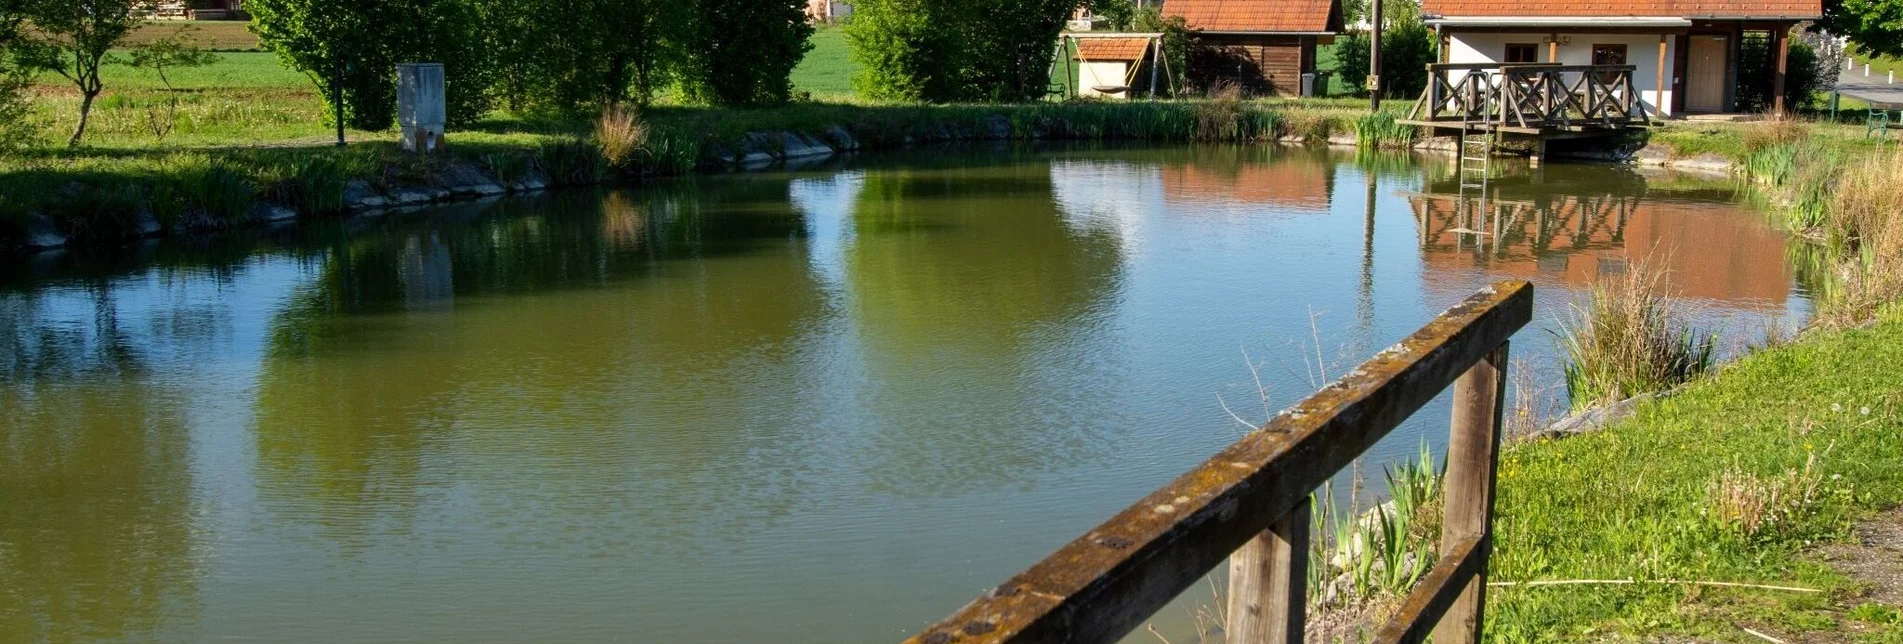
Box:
[0,145,1808,642]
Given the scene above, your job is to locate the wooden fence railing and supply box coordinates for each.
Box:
[904,281,1533,644]
[1405,63,1649,130]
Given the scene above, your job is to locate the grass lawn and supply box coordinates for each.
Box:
[791,25,858,100]
[1487,306,1903,642]
[124,19,263,51]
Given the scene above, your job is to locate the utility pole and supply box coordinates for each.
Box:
[1369,0,1384,110]
[333,59,346,147]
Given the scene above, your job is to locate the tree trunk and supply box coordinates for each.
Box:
[68,90,97,147]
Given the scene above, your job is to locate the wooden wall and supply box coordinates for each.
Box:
[1187,34,1318,97]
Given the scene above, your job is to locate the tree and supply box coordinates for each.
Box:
[0,0,34,151]
[21,0,146,146]
[1825,0,1903,59]
[683,0,812,105]
[249,0,397,135]
[128,27,218,142]
[850,0,1073,103]
[1334,0,1435,99]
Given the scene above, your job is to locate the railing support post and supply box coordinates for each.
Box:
[1431,342,1508,644]
[1227,498,1311,644]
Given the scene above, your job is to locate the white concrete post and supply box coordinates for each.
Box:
[398,63,446,153]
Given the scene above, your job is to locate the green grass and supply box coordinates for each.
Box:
[790,26,858,100]
[1489,305,1903,641]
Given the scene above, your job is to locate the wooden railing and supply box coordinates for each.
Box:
[904,281,1533,644]
[1406,63,1650,130]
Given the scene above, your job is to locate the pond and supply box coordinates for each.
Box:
[0,145,1808,642]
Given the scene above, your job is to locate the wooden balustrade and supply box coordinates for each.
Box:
[1404,63,1651,133]
[903,281,1532,644]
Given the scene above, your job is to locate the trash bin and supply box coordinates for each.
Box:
[1301,73,1318,97]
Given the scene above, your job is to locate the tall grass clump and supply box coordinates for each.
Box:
[1556,261,1716,411]
[595,104,649,170]
[255,155,347,214]
[537,136,605,186]
[1353,111,1416,149]
[148,154,255,228]
[1193,81,1248,141]
[1814,148,1903,325]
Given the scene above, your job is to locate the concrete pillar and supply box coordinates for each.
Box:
[398,63,446,153]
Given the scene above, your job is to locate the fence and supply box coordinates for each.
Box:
[904,280,1533,644]
[1406,63,1650,131]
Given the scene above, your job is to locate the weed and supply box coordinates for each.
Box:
[1704,452,1836,541]
[536,136,605,186]
[1353,111,1416,149]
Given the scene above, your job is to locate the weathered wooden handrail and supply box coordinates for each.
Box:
[1410,63,1649,129]
[904,281,1532,644]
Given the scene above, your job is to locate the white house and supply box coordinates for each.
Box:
[1419,0,1822,115]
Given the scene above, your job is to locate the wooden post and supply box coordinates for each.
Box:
[1430,343,1508,644]
[1772,25,1790,115]
[1227,499,1310,644]
[1369,0,1383,109]
[1656,35,1669,118]
[1149,38,1161,99]
[1547,39,1558,63]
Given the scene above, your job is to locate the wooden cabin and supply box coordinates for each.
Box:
[1165,0,1344,97]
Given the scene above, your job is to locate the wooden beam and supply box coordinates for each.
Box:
[1656,35,1669,118]
[1373,537,1487,644]
[1772,24,1790,114]
[1430,343,1509,644]
[1547,39,1558,63]
[901,283,1533,644]
[1226,499,1310,644]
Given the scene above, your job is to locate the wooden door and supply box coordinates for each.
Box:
[1686,35,1727,112]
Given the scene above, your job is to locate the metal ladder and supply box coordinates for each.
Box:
[1452,129,1493,254]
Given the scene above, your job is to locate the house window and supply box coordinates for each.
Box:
[1592,44,1628,83]
[1505,43,1539,63]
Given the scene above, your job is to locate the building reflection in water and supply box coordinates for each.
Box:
[1410,168,1791,305]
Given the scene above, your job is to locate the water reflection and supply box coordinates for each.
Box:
[0,288,200,641]
[0,146,1805,643]
[1411,167,1791,305]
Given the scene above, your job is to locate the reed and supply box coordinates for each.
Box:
[1353,110,1416,149]
[595,104,649,169]
[1556,260,1716,412]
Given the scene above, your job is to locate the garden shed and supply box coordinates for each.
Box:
[1165,0,1344,97]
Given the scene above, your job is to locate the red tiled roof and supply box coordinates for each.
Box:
[1074,37,1153,61]
[1420,0,1819,19]
[1163,0,1340,33]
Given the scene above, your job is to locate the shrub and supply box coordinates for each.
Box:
[594,105,649,169]
[1557,260,1716,411]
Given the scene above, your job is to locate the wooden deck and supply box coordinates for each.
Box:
[1400,63,1653,137]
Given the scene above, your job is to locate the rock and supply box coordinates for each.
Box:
[1414,136,1460,152]
[1275,134,1308,144]
[1327,133,1359,147]
[1672,152,1733,173]
[513,170,549,192]
[248,203,297,224]
[1633,143,1672,166]
[137,210,163,236]
[986,115,1013,140]
[343,180,387,211]
[778,132,833,160]
[440,162,506,197]
[23,214,67,249]
[823,125,859,151]
[1535,392,1658,439]
[391,187,438,206]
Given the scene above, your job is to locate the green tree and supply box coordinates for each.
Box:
[20,0,146,146]
[847,0,959,101]
[0,0,34,151]
[1826,0,1903,59]
[850,0,1075,103]
[683,0,813,105]
[1089,0,1135,30]
[249,0,398,133]
[1334,0,1435,99]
